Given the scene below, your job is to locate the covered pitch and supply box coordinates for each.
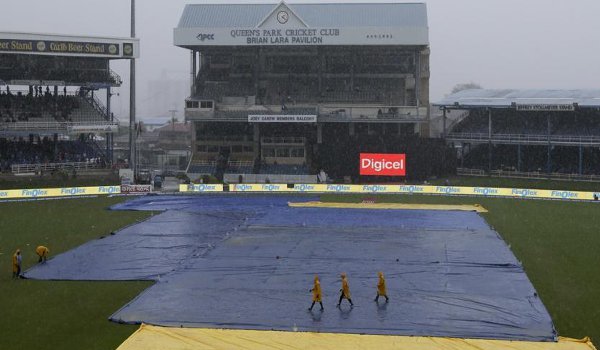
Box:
[25,195,555,341]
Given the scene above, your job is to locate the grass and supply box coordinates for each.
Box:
[1,191,599,348]
[0,196,153,350]
[322,193,600,342]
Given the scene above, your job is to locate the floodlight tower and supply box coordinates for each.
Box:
[129,0,137,180]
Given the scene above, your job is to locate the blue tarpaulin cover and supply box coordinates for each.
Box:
[24,195,556,341]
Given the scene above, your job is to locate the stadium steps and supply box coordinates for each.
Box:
[76,96,110,122]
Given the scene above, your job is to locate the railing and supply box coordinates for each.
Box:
[11,161,104,174]
[186,103,427,123]
[228,160,253,167]
[283,90,390,104]
[456,168,486,176]
[261,136,305,144]
[319,105,428,122]
[0,69,119,86]
[457,167,600,182]
[0,120,119,132]
[84,94,109,121]
[197,135,251,142]
[447,132,600,145]
[490,170,600,182]
[335,91,385,103]
[224,173,318,184]
[0,121,67,131]
[109,69,123,86]
[444,110,471,136]
[189,160,216,166]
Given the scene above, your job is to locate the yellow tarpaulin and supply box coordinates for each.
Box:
[117,324,596,350]
[289,201,488,213]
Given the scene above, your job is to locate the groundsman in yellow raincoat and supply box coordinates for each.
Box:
[337,272,353,307]
[12,249,22,278]
[374,271,389,302]
[36,245,49,263]
[308,275,324,311]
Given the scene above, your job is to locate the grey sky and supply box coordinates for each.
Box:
[2,0,599,120]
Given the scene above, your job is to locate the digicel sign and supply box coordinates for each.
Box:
[359,153,406,176]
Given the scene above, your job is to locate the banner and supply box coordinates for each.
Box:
[3,183,577,202]
[290,184,327,192]
[515,104,574,112]
[0,186,120,200]
[120,185,152,194]
[175,26,428,47]
[68,124,119,134]
[360,153,406,176]
[172,183,600,202]
[248,115,317,123]
[180,184,223,192]
[0,39,120,56]
[231,184,290,192]
[96,186,121,195]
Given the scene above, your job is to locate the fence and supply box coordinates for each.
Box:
[11,161,104,175]
[223,173,318,184]
[457,167,600,182]
[448,132,600,145]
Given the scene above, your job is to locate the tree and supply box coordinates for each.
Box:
[450,82,483,95]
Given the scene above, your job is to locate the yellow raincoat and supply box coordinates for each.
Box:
[377,272,387,296]
[12,249,21,273]
[36,246,49,258]
[311,276,322,302]
[341,273,351,299]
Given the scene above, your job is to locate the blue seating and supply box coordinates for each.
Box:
[188,164,216,174]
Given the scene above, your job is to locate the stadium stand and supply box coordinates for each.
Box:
[0,137,103,173]
[0,89,110,125]
[0,32,139,176]
[0,53,122,86]
[436,89,600,178]
[176,3,446,182]
[0,88,115,174]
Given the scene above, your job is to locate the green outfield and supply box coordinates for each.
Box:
[0,197,153,350]
[1,191,599,349]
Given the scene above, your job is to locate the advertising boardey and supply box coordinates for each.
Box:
[361,185,390,193]
[359,153,406,176]
[120,185,152,195]
[232,184,256,192]
[182,184,222,192]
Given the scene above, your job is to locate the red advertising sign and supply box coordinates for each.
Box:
[359,153,406,176]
